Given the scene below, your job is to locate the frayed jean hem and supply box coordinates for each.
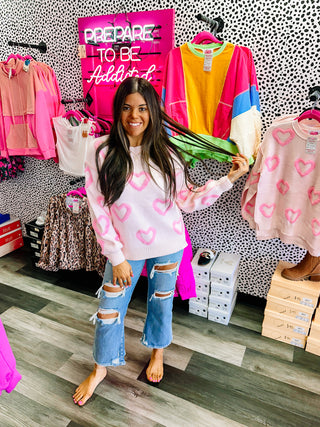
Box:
[93,356,126,368]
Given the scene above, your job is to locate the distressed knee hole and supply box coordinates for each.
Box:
[103,284,123,293]
[97,309,120,324]
[155,291,172,298]
[154,262,178,271]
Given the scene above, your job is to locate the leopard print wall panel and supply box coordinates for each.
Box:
[0,0,318,297]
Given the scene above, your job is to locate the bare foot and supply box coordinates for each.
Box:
[73,364,107,406]
[146,348,163,383]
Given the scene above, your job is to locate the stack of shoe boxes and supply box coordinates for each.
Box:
[306,306,320,356]
[0,216,23,257]
[208,252,241,325]
[25,219,45,265]
[262,262,320,348]
[189,248,218,318]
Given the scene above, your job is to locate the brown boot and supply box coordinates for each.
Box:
[281,252,320,281]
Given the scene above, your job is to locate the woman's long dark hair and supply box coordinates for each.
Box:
[97,77,229,207]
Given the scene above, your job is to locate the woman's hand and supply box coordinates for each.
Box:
[227,153,250,183]
[112,260,134,287]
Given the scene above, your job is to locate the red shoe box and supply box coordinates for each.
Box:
[0,236,24,257]
[0,217,24,257]
[0,217,21,236]
[0,228,22,247]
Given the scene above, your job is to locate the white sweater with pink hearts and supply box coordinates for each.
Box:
[241,115,320,255]
[85,136,233,266]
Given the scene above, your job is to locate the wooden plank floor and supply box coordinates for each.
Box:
[1,246,320,426]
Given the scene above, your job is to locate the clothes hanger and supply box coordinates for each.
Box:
[191,31,223,45]
[192,14,224,45]
[297,87,320,123]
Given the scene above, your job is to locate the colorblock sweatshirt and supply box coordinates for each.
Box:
[162,42,261,164]
[85,136,233,266]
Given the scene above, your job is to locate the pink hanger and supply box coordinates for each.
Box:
[191,31,223,45]
[63,110,83,121]
[297,109,320,123]
[66,189,84,198]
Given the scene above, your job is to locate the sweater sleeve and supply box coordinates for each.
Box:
[240,145,263,227]
[84,137,125,266]
[175,164,233,213]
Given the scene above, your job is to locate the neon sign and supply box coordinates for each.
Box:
[78,9,175,120]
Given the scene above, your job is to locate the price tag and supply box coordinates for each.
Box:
[73,198,80,214]
[203,49,214,72]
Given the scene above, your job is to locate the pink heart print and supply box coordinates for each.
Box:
[84,166,93,188]
[201,195,219,206]
[272,128,295,146]
[97,215,110,235]
[173,218,184,234]
[259,203,275,218]
[312,219,320,236]
[112,203,131,222]
[153,199,173,215]
[285,208,301,224]
[136,227,156,245]
[276,179,290,195]
[249,171,260,185]
[295,159,315,177]
[129,172,150,191]
[265,156,280,172]
[178,189,189,201]
[308,187,320,205]
[244,202,255,217]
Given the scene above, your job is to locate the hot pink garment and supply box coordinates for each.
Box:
[0,319,21,395]
[141,226,196,300]
[0,57,64,159]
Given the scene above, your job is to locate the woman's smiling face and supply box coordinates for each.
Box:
[120,92,150,146]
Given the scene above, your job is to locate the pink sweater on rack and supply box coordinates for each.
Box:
[241,115,320,255]
[85,136,233,266]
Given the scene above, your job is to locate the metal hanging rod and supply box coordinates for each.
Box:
[8,41,47,53]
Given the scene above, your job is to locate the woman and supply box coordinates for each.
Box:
[73,77,249,406]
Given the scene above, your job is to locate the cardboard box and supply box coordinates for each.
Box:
[262,325,306,348]
[265,294,314,323]
[189,300,208,318]
[269,262,320,308]
[0,236,24,257]
[210,252,241,285]
[314,308,320,323]
[207,292,237,325]
[263,309,310,336]
[192,248,218,281]
[0,217,21,237]
[210,278,238,302]
[306,336,320,356]
[0,228,22,247]
[308,321,320,340]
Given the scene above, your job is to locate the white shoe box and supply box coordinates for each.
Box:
[190,292,209,306]
[210,252,241,285]
[196,279,210,296]
[210,278,238,302]
[208,292,237,325]
[209,292,238,312]
[192,248,218,281]
[189,300,208,318]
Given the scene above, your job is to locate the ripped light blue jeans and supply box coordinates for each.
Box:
[91,250,183,367]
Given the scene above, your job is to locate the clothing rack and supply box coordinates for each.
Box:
[8,40,47,53]
[195,14,224,35]
[308,86,320,104]
[61,93,93,107]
